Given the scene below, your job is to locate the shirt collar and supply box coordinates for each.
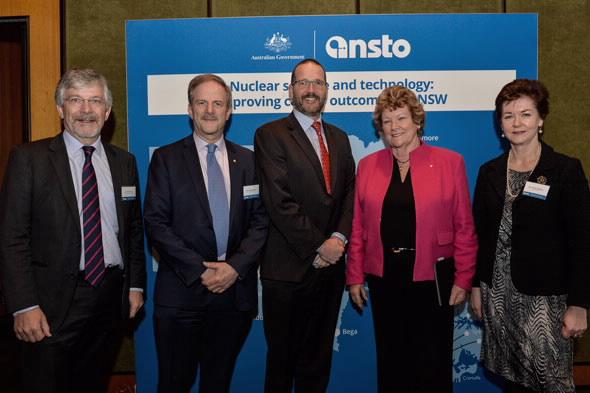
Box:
[193,132,226,153]
[293,109,322,132]
[63,130,104,158]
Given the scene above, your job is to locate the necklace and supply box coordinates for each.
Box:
[396,157,410,165]
[506,143,541,198]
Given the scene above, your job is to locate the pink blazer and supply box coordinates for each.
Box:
[346,143,477,290]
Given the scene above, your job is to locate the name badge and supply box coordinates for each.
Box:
[522,181,550,200]
[121,186,137,201]
[243,184,260,200]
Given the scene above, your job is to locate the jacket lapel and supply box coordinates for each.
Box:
[323,122,338,194]
[226,141,241,248]
[488,153,509,199]
[528,142,556,186]
[182,135,213,223]
[287,113,330,194]
[104,143,125,246]
[48,135,81,235]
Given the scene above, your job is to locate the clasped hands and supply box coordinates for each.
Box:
[201,261,239,293]
[313,237,346,269]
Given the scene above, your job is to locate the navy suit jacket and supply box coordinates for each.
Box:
[144,135,268,313]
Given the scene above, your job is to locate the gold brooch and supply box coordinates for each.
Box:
[537,175,547,184]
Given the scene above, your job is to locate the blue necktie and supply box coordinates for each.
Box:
[81,146,105,285]
[206,144,229,258]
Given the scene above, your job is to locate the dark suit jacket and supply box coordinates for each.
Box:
[143,136,268,313]
[473,142,590,307]
[254,113,355,283]
[0,133,147,329]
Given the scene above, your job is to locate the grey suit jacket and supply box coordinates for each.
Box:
[0,133,146,329]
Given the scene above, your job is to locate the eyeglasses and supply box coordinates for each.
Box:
[291,79,328,89]
[65,97,106,107]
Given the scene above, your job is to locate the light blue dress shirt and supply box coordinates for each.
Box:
[63,131,123,271]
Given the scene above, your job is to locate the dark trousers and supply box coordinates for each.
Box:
[21,268,124,393]
[262,266,345,393]
[154,305,252,393]
[367,251,454,393]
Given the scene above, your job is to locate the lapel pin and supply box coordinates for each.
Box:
[536,175,547,184]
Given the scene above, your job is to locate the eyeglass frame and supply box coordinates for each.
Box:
[64,96,107,107]
[291,79,329,89]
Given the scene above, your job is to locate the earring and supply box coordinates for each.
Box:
[501,133,505,138]
[538,126,543,134]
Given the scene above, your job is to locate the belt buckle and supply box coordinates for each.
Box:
[392,247,401,254]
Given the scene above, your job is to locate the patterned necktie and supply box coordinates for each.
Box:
[82,146,105,286]
[206,144,229,258]
[312,121,332,194]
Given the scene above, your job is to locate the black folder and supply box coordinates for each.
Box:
[433,257,455,307]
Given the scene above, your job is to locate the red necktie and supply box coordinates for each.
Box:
[312,121,332,194]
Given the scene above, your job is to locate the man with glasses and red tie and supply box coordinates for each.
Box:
[254,59,356,393]
[0,69,146,393]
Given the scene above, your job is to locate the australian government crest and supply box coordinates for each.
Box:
[251,32,303,61]
[264,32,292,53]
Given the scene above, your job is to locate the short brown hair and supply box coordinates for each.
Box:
[187,74,232,108]
[373,86,425,137]
[495,79,549,123]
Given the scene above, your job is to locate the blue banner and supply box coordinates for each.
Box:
[127,13,537,393]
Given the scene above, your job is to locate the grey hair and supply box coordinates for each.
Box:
[55,69,113,107]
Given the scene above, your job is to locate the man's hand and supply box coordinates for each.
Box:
[14,308,51,342]
[318,237,345,264]
[201,262,239,293]
[129,291,144,318]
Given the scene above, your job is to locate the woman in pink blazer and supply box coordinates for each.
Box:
[346,86,477,393]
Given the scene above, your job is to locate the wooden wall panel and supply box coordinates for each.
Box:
[0,0,61,141]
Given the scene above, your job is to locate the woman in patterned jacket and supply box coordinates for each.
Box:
[470,79,590,393]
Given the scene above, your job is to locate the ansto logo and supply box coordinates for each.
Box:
[325,35,411,59]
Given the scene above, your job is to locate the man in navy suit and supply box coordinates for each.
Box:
[144,74,268,393]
